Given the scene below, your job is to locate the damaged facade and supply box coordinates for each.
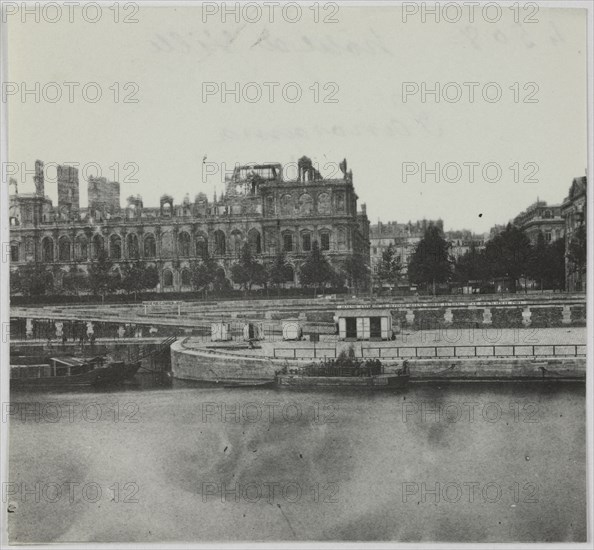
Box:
[9,157,370,292]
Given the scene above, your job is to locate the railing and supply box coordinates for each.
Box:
[360,344,587,359]
[273,347,338,359]
[273,344,587,360]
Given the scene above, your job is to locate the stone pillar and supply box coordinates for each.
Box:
[444,308,453,325]
[121,229,128,259]
[482,308,492,325]
[561,305,572,325]
[53,231,59,263]
[405,309,414,326]
[522,306,532,327]
[155,227,162,258]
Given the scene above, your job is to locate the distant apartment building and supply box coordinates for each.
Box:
[512,200,564,244]
[369,220,439,287]
[446,229,488,260]
[562,176,587,291]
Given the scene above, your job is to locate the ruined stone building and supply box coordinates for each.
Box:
[9,157,370,292]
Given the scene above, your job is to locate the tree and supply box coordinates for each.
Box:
[13,263,54,296]
[120,262,144,296]
[526,232,547,291]
[268,251,293,291]
[330,265,347,289]
[484,224,531,293]
[141,265,159,291]
[544,238,566,290]
[88,250,120,299]
[376,244,401,292]
[62,266,89,295]
[453,242,487,285]
[230,243,266,291]
[299,240,335,295]
[343,254,369,292]
[191,254,219,292]
[120,262,159,298]
[408,225,452,295]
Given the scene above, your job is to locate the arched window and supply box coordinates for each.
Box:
[301,232,312,252]
[282,232,294,252]
[110,234,122,260]
[163,269,174,287]
[10,242,19,262]
[230,230,243,255]
[92,234,104,259]
[299,193,313,215]
[127,233,139,259]
[42,237,54,262]
[58,236,71,261]
[75,235,88,260]
[144,234,156,258]
[317,193,331,214]
[181,268,191,287]
[248,228,262,254]
[214,230,226,255]
[196,235,208,258]
[178,232,191,257]
[320,231,331,251]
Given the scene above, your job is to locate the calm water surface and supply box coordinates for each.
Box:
[8,377,586,542]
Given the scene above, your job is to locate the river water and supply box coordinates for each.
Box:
[7,377,586,543]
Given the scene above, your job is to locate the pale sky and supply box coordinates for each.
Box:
[6,3,588,233]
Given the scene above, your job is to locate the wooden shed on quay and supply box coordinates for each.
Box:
[335,308,393,341]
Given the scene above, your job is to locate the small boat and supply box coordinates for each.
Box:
[275,358,410,390]
[10,355,141,390]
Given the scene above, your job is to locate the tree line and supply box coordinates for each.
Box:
[375,223,587,293]
[10,241,370,298]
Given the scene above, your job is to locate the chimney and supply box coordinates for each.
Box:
[34,160,44,195]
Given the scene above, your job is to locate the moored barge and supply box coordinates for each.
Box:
[275,358,410,390]
[10,356,141,390]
